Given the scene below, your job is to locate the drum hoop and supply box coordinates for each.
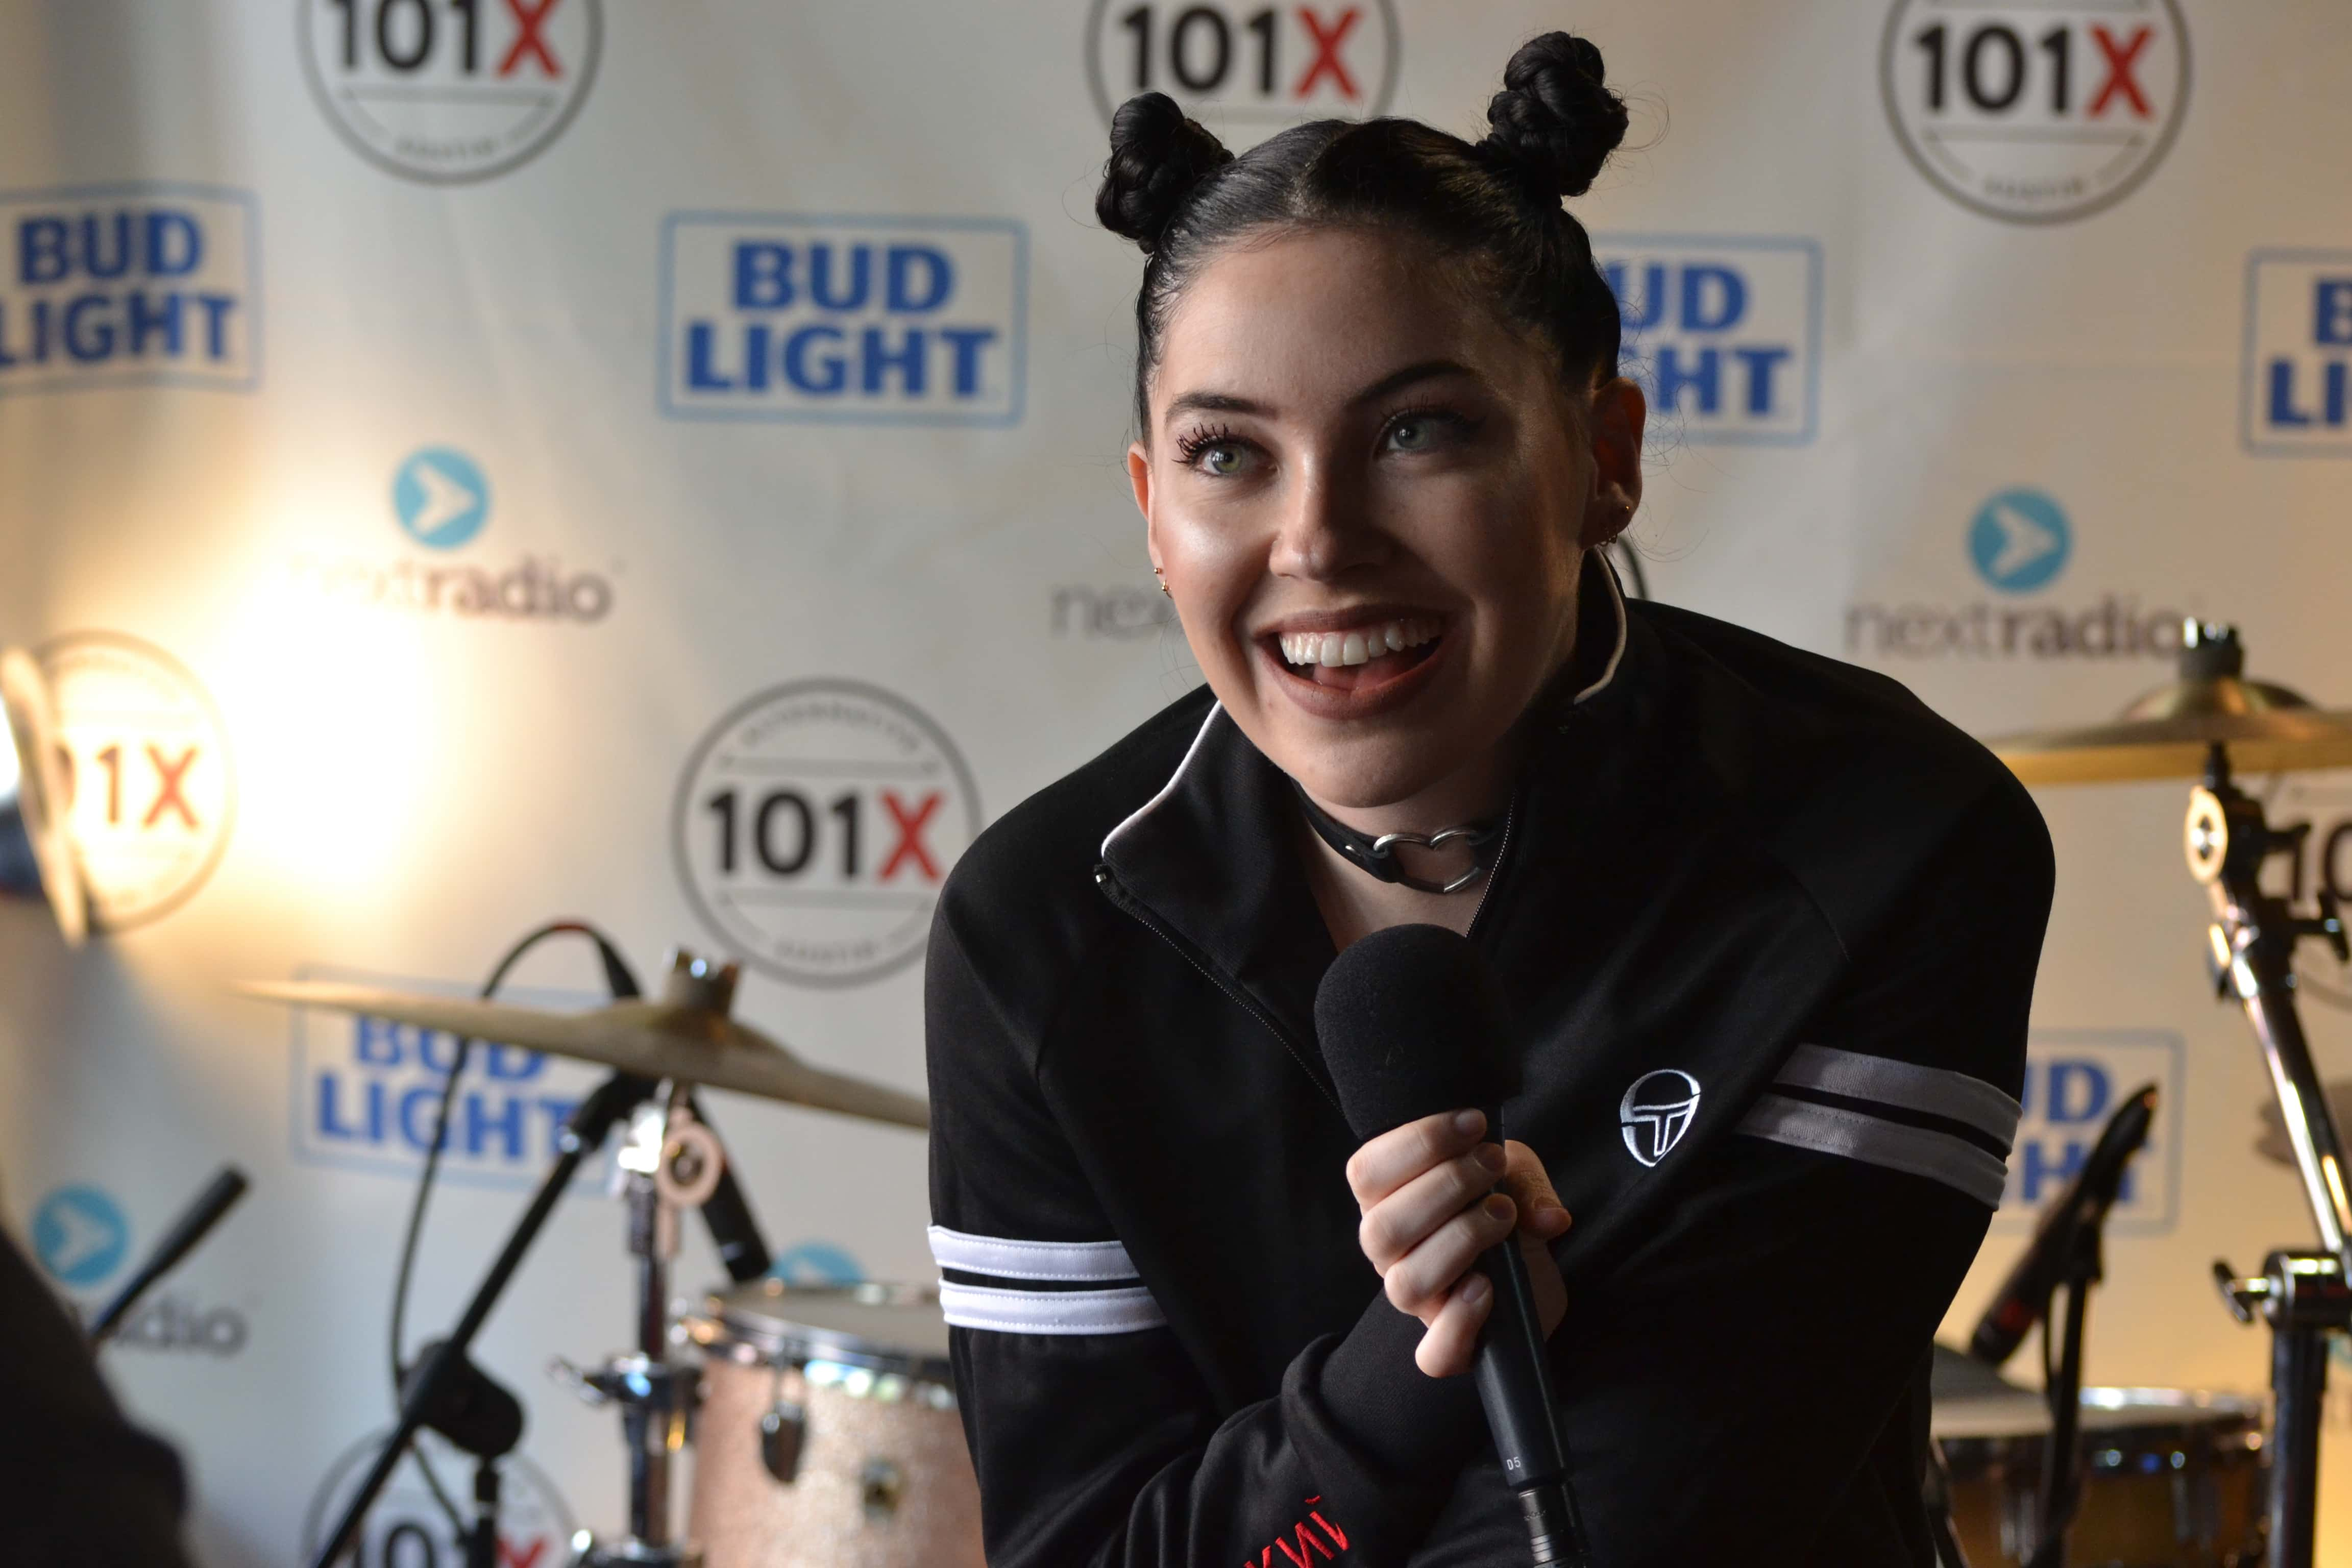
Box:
[697,1280,955,1386]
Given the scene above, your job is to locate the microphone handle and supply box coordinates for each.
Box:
[90,1165,249,1344]
[1473,1233,1588,1565]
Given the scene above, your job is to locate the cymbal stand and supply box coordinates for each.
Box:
[556,1081,723,1567]
[2193,743,2352,1568]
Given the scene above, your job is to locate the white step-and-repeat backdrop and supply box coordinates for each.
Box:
[2,1,2349,1560]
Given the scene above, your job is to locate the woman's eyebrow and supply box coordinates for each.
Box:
[1348,359,1478,407]
[1162,389,1266,427]
[1161,360,1479,431]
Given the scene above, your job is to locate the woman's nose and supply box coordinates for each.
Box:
[1267,464,1386,581]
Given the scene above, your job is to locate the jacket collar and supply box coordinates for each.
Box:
[1097,554,1643,1058]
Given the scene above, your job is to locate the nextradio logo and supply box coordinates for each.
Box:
[1846,488,2180,662]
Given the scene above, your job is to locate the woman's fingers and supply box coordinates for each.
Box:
[1383,1192,1517,1316]
[1344,1108,1486,1208]
[1413,1272,1493,1378]
[1501,1140,1573,1239]
[1357,1143,1508,1271]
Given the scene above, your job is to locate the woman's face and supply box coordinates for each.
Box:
[1129,226,1646,816]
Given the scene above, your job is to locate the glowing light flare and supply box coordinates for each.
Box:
[204,559,442,902]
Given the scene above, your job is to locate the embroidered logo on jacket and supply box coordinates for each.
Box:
[1248,1498,1350,1565]
[1620,1070,1703,1166]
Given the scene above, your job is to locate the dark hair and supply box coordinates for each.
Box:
[1096,32,1631,437]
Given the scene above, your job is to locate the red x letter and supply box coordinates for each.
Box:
[143,744,198,828]
[1293,8,1361,101]
[500,0,564,78]
[2088,25,2152,118]
[879,791,943,882]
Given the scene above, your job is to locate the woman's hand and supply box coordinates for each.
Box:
[1345,1109,1571,1377]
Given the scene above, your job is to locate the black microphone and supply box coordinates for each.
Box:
[1969,1082,2158,1366]
[89,1165,248,1346]
[1316,925,1585,1568]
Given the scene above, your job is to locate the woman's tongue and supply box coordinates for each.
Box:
[1308,642,1423,690]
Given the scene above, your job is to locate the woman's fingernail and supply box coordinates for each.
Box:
[1483,1194,1514,1222]
[1475,1143,1507,1175]
[1460,1273,1491,1307]
[1542,1205,1573,1234]
[1453,1109,1484,1138]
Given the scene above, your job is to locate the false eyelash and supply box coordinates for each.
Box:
[1173,423,1242,467]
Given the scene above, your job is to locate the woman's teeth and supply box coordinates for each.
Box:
[1277,619,1441,669]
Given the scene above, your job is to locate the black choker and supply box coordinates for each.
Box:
[1291,781,1502,895]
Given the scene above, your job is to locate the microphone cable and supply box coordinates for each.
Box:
[385,918,641,1535]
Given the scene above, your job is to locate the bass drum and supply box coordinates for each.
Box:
[687,1281,985,1568]
[1933,1382,2264,1568]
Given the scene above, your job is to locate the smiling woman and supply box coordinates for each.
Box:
[925,29,2057,1568]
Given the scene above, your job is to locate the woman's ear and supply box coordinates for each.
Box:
[1578,377,1646,550]
[1128,441,1165,573]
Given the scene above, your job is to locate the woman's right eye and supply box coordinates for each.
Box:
[1174,427,1256,477]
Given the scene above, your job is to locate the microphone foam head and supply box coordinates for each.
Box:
[1315,923,1519,1141]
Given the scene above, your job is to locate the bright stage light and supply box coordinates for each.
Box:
[0,646,88,944]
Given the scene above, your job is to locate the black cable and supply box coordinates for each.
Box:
[385,919,642,1534]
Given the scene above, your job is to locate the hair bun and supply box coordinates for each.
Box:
[1097,93,1233,253]
[1480,32,1629,202]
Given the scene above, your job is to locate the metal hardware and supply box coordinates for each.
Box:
[758,1402,808,1485]
[860,1458,907,1523]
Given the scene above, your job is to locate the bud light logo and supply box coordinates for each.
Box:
[1598,236,1820,446]
[1996,1029,2182,1234]
[0,183,259,396]
[1967,488,2071,593]
[286,965,615,1188]
[2242,250,2352,457]
[660,213,1026,426]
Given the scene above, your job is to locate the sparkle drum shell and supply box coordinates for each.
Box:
[688,1282,985,1568]
[1934,1386,2265,1568]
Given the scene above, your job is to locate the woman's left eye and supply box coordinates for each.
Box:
[1381,411,1464,454]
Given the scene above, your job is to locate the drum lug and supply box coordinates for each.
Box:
[760,1401,807,1485]
[861,1458,907,1523]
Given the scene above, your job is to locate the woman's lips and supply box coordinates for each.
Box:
[1257,625,1450,718]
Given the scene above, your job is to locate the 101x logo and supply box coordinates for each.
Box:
[298,0,603,184]
[1087,0,1399,146]
[673,680,981,988]
[1879,0,2188,224]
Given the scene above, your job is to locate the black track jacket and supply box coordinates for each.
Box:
[925,564,2054,1567]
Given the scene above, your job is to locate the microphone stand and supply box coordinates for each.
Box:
[309,1069,656,1568]
[2025,1212,2100,1568]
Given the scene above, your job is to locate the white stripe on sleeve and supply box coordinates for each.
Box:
[1775,1044,2023,1152]
[938,1282,1168,1336]
[1736,1093,2010,1208]
[926,1225,1142,1283]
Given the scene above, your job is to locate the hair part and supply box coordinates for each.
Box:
[1097,32,1631,440]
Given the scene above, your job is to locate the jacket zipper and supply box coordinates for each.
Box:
[1465,791,1518,943]
[1093,864,1350,1121]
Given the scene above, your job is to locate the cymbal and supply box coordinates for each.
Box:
[239,951,927,1130]
[1986,623,2352,784]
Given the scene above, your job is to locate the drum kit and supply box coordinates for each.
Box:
[228,617,2352,1568]
[242,953,978,1568]
[1932,619,2352,1568]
